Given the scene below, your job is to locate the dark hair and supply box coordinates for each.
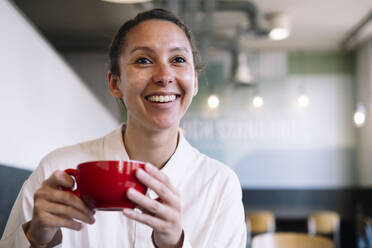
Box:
[109,8,203,76]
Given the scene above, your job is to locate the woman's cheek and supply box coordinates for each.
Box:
[180,71,195,90]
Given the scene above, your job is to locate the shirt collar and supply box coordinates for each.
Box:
[102,124,129,161]
[103,124,194,189]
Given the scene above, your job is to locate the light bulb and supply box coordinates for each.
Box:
[354,111,366,126]
[353,103,366,127]
[208,95,219,109]
[297,95,309,108]
[234,52,254,84]
[252,96,263,108]
[269,28,289,40]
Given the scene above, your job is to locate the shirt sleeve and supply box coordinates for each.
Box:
[209,172,247,248]
[0,162,46,247]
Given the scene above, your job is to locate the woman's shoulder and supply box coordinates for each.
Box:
[25,136,106,185]
[47,137,104,159]
[40,137,104,169]
[37,125,127,178]
[41,126,122,169]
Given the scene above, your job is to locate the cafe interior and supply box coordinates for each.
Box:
[1,0,372,247]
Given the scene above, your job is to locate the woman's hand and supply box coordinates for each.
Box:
[24,170,95,247]
[123,163,184,248]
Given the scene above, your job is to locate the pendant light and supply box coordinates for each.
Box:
[234,52,254,84]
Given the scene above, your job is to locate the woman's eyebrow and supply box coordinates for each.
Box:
[129,46,154,55]
[129,46,189,55]
[170,46,189,53]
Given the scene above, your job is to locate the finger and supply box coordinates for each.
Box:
[144,163,178,194]
[35,186,94,218]
[37,211,83,231]
[127,188,172,220]
[136,168,178,206]
[123,208,166,232]
[43,170,74,189]
[39,199,95,225]
[135,206,152,216]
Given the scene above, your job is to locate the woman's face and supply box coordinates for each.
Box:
[114,19,198,131]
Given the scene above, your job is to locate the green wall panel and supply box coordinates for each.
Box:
[289,51,356,75]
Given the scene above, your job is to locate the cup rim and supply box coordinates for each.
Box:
[77,160,145,168]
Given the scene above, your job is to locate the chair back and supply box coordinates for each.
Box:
[0,165,31,237]
[246,211,275,233]
[308,211,340,235]
[251,232,334,248]
[308,211,340,248]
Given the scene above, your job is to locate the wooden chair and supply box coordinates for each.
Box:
[251,232,334,248]
[246,211,275,247]
[308,211,340,248]
[246,211,276,234]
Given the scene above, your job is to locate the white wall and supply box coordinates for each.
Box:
[356,40,372,187]
[0,1,119,170]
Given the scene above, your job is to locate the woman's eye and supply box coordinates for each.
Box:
[135,57,152,64]
[172,57,186,63]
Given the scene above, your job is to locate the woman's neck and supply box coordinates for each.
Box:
[123,122,179,169]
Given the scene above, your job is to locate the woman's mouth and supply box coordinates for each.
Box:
[145,94,180,103]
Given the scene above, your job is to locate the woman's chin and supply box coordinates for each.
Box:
[148,116,179,131]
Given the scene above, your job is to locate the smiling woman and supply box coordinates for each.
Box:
[1,8,247,248]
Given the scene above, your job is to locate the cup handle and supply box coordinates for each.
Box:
[63,169,81,198]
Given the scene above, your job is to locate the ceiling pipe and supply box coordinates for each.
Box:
[183,0,199,33]
[200,0,217,59]
[201,0,268,84]
[156,0,269,36]
[341,10,372,50]
[215,0,269,36]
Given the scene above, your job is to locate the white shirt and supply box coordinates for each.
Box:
[1,125,247,248]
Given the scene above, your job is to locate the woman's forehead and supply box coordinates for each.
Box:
[124,19,191,53]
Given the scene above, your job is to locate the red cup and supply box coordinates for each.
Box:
[64,160,147,211]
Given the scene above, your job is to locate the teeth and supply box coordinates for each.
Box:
[148,95,176,103]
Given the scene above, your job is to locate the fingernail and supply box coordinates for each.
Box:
[137,168,146,177]
[89,217,95,224]
[127,188,135,196]
[123,208,131,216]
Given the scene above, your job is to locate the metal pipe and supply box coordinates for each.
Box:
[341,10,372,50]
[200,0,216,59]
[216,0,269,35]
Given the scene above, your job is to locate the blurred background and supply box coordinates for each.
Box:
[1,0,372,247]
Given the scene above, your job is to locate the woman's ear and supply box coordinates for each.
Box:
[108,72,123,98]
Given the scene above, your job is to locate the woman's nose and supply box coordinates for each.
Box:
[152,63,174,85]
